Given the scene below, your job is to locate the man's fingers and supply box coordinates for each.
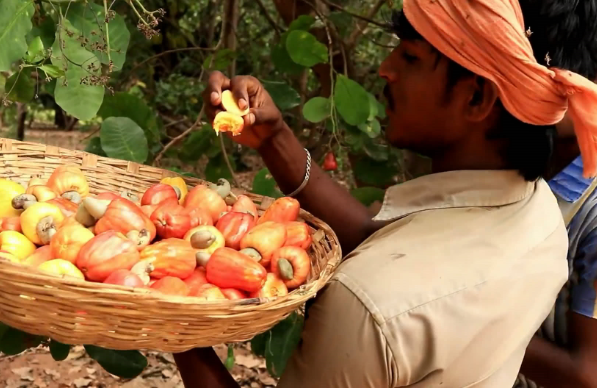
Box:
[205,71,231,106]
[229,76,250,111]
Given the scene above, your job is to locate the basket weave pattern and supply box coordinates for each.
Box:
[0,138,341,352]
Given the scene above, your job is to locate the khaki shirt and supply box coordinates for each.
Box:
[278,170,568,388]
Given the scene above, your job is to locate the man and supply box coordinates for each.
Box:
[174,0,597,386]
[512,2,597,386]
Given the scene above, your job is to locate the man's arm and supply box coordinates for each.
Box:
[520,313,597,387]
[257,124,387,254]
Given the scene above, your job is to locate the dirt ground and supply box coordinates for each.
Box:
[0,343,276,388]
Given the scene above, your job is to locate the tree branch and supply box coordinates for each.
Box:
[320,0,387,30]
[124,47,216,80]
[154,107,205,166]
[254,0,283,37]
[346,0,387,50]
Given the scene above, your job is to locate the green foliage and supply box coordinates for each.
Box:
[286,30,328,67]
[0,0,35,71]
[224,344,235,371]
[6,68,34,102]
[351,187,385,206]
[303,97,331,123]
[85,137,107,157]
[252,168,282,199]
[0,326,44,355]
[334,74,371,126]
[49,340,71,361]
[100,117,149,163]
[251,312,304,378]
[84,345,148,379]
[262,81,301,111]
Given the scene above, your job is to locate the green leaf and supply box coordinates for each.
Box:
[39,65,64,79]
[0,327,44,355]
[350,187,386,206]
[6,68,34,102]
[180,125,213,163]
[49,339,70,361]
[66,3,131,70]
[205,153,235,183]
[353,157,397,187]
[376,100,386,119]
[84,345,147,379]
[251,312,304,378]
[363,140,390,161]
[24,36,44,63]
[358,119,381,138]
[0,322,8,340]
[203,49,236,71]
[84,137,107,157]
[51,20,104,120]
[334,74,370,126]
[286,30,328,67]
[367,93,379,121]
[288,15,316,31]
[262,80,301,111]
[224,344,235,371]
[0,0,35,71]
[33,16,56,49]
[271,44,304,75]
[100,117,148,163]
[303,97,331,123]
[98,92,160,144]
[54,66,104,120]
[252,168,282,199]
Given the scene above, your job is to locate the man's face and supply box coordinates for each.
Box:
[379,39,472,156]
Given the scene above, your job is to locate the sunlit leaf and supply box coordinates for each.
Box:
[334,74,370,126]
[262,80,301,111]
[39,65,64,79]
[24,36,44,63]
[303,97,331,123]
[0,0,35,71]
[286,30,328,67]
[84,345,147,379]
[51,20,104,120]
[65,3,130,70]
[100,117,148,163]
[358,118,381,138]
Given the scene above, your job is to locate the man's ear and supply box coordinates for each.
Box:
[465,76,499,122]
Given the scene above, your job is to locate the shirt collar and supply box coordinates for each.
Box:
[548,156,594,203]
[373,170,535,222]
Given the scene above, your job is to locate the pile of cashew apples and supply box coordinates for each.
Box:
[0,165,313,300]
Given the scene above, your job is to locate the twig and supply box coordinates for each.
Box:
[103,0,111,64]
[154,107,205,165]
[219,135,242,188]
[320,0,387,29]
[124,47,216,79]
[254,0,283,37]
[78,126,101,143]
[346,0,387,50]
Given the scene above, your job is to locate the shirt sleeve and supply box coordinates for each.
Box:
[277,280,396,388]
[570,226,597,318]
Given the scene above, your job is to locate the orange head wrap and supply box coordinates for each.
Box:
[403,0,597,177]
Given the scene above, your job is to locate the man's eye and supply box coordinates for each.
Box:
[402,52,417,63]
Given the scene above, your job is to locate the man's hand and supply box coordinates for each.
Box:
[203,71,284,149]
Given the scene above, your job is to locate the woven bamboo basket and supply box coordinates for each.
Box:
[0,137,341,352]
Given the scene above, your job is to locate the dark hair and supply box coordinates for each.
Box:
[390,3,597,181]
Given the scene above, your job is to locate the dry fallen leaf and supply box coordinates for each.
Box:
[235,353,264,369]
[44,369,60,380]
[11,367,34,381]
[73,377,92,388]
[162,369,173,378]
